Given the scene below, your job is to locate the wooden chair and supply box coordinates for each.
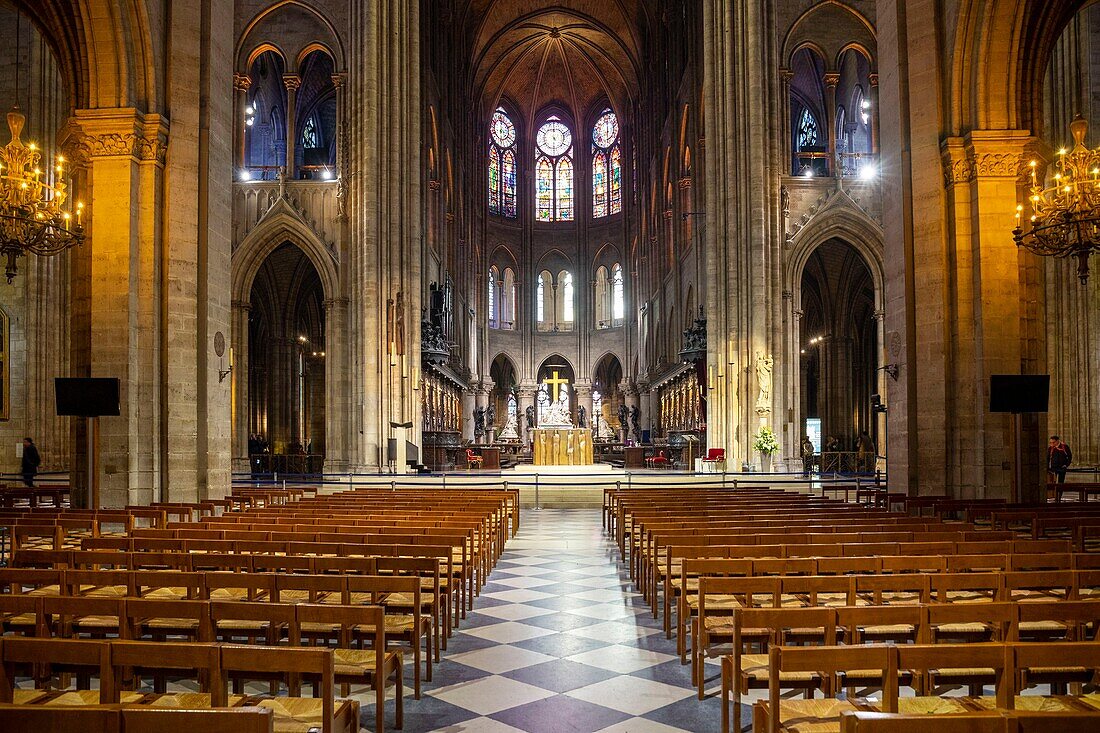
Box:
[0,595,41,636]
[748,643,897,733]
[346,574,429,696]
[218,644,361,733]
[42,596,125,640]
[840,710,1100,733]
[121,707,276,733]
[702,448,726,471]
[0,704,120,732]
[719,606,837,723]
[465,449,483,469]
[0,636,114,705]
[106,639,223,706]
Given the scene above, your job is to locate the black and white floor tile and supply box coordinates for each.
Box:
[361,508,734,733]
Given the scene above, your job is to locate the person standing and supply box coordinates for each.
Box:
[800,436,815,478]
[21,437,40,487]
[857,431,876,473]
[1048,435,1072,484]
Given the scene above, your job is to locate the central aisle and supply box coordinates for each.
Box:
[385,508,723,732]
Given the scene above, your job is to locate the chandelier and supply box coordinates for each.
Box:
[0,106,84,283]
[1014,115,1100,284]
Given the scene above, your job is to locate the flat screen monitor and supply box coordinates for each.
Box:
[54,378,121,417]
[989,375,1049,414]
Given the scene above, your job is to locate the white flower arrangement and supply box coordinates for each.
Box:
[752,426,780,455]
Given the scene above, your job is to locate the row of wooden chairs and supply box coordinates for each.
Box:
[0,637,368,733]
[0,703,276,733]
[0,567,432,695]
[714,601,1100,726]
[746,642,1100,733]
[840,709,1100,733]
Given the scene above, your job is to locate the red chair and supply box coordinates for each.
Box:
[465,449,483,470]
[701,448,726,472]
[645,451,671,470]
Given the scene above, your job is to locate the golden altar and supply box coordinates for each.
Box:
[532,428,594,466]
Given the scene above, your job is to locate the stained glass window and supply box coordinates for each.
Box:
[611,263,625,323]
[798,108,819,149]
[301,117,319,148]
[491,109,516,148]
[593,112,619,148]
[488,267,497,328]
[592,110,622,218]
[610,146,622,215]
[556,157,573,221]
[535,117,574,221]
[593,152,607,218]
[488,108,517,218]
[561,272,574,323]
[488,143,500,216]
[536,157,554,222]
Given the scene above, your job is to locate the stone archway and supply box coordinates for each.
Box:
[247,242,326,474]
[797,239,878,469]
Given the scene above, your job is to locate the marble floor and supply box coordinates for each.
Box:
[361,508,729,732]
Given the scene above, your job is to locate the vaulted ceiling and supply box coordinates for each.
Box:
[456,0,652,125]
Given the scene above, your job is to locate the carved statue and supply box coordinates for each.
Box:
[525,405,536,430]
[755,352,774,415]
[543,389,573,428]
[473,407,485,437]
[577,405,587,428]
[630,405,640,439]
[537,429,548,463]
[486,403,496,429]
[579,430,588,463]
[499,411,520,441]
[566,430,575,465]
[618,403,629,436]
[552,431,561,465]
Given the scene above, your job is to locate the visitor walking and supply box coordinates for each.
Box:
[21,437,40,487]
[1048,435,1072,484]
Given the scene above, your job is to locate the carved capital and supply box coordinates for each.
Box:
[331,73,345,89]
[678,176,691,190]
[663,208,673,220]
[323,297,350,312]
[940,137,974,188]
[283,74,302,93]
[59,109,168,168]
[233,73,252,92]
[231,300,252,311]
[868,73,879,88]
[428,179,441,191]
[823,72,840,88]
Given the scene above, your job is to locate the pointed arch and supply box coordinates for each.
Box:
[232,209,340,305]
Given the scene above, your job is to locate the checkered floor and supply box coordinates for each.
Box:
[360,508,730,732]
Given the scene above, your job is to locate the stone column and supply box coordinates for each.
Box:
[331,74,345,176]
[517,383,538,448]
[231,300,251,471]
[623,383,640,441]
[63,110,167,507]
[348,0,422,470]
[638,387,652,440]
[868,73,880,155]
[323,298,350,472]
[575,383,594,430]
[233,73,251,172]
[780,69,793,173]
[461,388,476,442]
[283,74,301,179]
[824,72,840,176]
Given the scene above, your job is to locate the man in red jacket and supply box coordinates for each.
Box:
[1047,435,1072,484]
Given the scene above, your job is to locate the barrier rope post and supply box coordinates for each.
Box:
[390,480,396,492]
[535,474,541,510]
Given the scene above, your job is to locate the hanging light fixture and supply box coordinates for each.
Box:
[0,15,84,284]
[1014,115,1100,284]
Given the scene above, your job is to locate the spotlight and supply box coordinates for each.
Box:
[859,163,877,181]
[239,170,251,181]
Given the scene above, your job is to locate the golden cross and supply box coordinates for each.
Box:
[543,370,570,403]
